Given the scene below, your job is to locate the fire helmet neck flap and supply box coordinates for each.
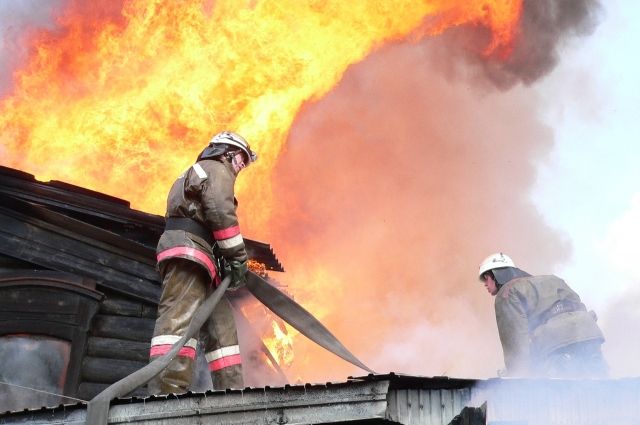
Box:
[196,131,258,166]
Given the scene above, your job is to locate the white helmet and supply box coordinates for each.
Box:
[478,253,515,278]
[210,131,257,165]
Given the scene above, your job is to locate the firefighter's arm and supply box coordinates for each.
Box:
[200,162,248,288]
[495,289,530,376]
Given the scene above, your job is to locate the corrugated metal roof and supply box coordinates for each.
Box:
[3,373,638,425]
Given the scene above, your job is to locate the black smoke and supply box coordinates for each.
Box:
[433,0,603,89]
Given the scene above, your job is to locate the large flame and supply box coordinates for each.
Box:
[0,0,521,230]
[0,0,524,381]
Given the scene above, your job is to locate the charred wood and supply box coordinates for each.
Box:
[0,166,161,230]
[448,403,487,425]
[81,356,147,384]
[87,337,150,363]
[0,210,161,303]
[100,293,157,319]
[0,195,156,269]
[91,314,155,342]
[0,252,44,270]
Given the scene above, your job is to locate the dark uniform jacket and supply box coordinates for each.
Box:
[156,157,248,282]
[494,275,604,376]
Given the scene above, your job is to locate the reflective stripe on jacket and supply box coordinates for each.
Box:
[156,158,248,282]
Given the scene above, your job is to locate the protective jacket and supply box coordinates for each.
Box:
[149,157,247,394]
[156,157,248,280]
[494,275,604,377]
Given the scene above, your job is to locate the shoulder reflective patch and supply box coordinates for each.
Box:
[192,163,208,179]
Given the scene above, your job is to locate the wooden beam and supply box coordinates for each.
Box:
[87,337,150,363]
[82,356,147,384]
[0,212,161,303]
[100,294,157,319]
[91,315,155,342]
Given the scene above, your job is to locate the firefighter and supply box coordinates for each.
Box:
[478,253,608,378]
[148,131,257,394]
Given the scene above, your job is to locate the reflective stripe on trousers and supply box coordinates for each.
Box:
[148,259,243,395]
[205,345,242,371]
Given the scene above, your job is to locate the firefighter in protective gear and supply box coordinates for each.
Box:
[148,131,257,394]
[478,253,607,378]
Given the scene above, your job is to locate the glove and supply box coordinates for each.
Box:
[225,259,248,291]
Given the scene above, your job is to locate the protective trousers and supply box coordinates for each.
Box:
[537,340,608,379]
[148,259,243,394]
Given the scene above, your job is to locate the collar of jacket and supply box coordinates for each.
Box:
[197,156,238,178]
[221,155,241,176]
[493,267,532,287]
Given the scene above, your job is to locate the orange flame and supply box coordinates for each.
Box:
[247,260,293,369]
[263,320,295,368]
[0,0,523,380]
[0,0,521,231]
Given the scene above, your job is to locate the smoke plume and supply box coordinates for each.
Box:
[0,0,607,383]
[261,0,605,382]
[601,292,640,377]
[431,0,603,89]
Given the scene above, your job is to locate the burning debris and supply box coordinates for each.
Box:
[237,290,295,370]
[247,259,268,277]
[243,261,295,369]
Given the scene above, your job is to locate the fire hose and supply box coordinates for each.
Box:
[87,271,372,424]
[246,271,373,374]
[86,275,232,425]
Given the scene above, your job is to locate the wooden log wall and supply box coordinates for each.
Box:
[78,289,157,399]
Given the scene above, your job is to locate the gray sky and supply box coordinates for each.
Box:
[533,0,640,309]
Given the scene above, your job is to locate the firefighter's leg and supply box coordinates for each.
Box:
[572,340,609,378]
[542,340,609,379]
[202,297,244,389]
[148,259,208,394]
